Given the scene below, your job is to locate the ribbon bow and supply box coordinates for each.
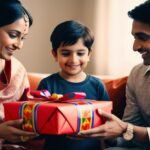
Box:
[27,90,86,101]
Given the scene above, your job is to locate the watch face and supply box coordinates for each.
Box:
[123,132,133,141]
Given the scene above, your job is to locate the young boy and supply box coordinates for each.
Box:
[38,20,109,150]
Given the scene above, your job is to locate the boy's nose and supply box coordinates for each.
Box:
[70,53,78,62]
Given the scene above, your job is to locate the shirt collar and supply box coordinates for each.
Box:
[144,66,150,75]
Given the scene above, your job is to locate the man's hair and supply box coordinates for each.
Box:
[50,20,94,53]
[128,0,150,25]
[0,0,33,27]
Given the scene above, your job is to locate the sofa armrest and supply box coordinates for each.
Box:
[28,73,48,90]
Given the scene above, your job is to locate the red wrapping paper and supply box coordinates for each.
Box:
[3,100,112,135]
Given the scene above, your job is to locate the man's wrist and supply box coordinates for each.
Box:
[122,123,134,141]
[119,121,128,135]
[122,122,128,133]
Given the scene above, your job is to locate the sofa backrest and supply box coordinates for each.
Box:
[28,73,127,119]
[103,76,127,118]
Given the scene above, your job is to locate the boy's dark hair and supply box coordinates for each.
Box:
[0,0,33,27]
[50,20,94,53]
[128,0,150,26]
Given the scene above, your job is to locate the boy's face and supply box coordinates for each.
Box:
[52,38,91,78]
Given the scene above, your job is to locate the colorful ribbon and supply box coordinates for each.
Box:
[20,102,40,132]
[27,91,86,101]
[73,101,94,132]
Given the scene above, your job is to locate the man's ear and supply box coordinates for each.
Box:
[51,49,58,61]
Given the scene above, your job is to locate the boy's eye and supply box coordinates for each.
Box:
[61,51,70,57]
[77,52,85,56]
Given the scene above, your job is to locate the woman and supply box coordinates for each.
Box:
[0,0,36,144]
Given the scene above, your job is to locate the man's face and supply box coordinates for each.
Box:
[132,20,150,65]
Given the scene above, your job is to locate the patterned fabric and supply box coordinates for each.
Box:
[0,57,29,119]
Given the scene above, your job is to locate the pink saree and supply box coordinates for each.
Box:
[0,57,29,119]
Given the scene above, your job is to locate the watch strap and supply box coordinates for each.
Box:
[123,123,134,141]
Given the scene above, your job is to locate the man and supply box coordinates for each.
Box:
[78,1,150,150]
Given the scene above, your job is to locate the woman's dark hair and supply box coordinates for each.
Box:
[128,0,150,25]
[50,20,94,53]
[0,0,33,27]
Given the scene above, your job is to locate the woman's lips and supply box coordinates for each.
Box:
[5,48,15,55]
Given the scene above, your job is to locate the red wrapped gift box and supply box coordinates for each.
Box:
[3,100,112,135]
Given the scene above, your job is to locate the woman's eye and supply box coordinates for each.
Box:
[9,33,17,39]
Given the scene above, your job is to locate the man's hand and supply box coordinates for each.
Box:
[78,109,127,139]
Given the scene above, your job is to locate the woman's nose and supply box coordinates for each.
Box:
[13,40,23,50]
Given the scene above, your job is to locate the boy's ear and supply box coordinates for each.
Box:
[51,49,58,61]
[88,51,92,61]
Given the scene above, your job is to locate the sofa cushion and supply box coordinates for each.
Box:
[28,73,46,90]
[103,76,127,118]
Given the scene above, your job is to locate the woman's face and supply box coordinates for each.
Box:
[0,17,29,60]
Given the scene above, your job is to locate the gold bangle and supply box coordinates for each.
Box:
[20,136,28,142]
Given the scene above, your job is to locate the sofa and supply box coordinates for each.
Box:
[22,73,128,150]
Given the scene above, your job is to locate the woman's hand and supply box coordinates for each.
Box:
[78,109,127,140]
[0,119,37,143]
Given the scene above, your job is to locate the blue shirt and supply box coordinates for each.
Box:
[38,73,109,100]
[38,73,109,150]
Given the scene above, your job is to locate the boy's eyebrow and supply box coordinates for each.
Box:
[61,49,86,51]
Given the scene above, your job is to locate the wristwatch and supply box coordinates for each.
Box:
[123,123,134,141]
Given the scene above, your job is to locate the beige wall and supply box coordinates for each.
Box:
[15,0,144,76]
[15,0,97,74]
